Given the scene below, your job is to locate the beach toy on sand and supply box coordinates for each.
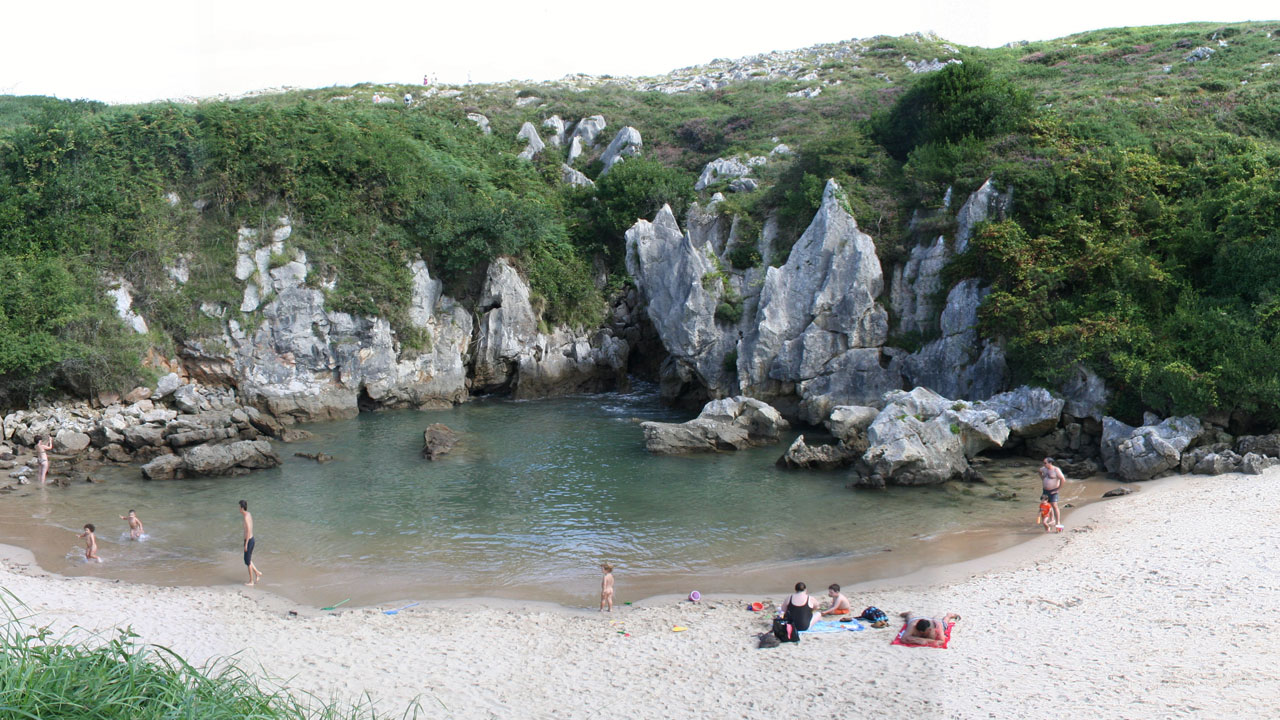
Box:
[384,602,420,615]
[672,626,688,632]
[750,602,764,612]
[688,591,701,602]
[321,599,350,611]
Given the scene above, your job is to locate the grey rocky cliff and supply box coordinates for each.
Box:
[740,180,895,422]
[222,220,473,422]
[473,258,627,398]
[894,179,1012,401]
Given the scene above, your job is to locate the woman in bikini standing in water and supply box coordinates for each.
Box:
[36,436,53,485]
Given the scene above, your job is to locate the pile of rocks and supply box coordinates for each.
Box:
[2,373,286,482]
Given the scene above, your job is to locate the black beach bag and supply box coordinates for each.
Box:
[772,617,799,643]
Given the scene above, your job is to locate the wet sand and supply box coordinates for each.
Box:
[4,468,1278,718]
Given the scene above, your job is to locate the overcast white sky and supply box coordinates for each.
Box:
[2,0,1275,104]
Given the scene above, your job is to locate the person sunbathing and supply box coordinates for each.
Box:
[899,612,960,647]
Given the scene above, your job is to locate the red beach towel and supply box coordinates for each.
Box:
[891,622,954,649]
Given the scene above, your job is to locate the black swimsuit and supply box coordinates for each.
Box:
[784,595,814,631]
[244,536,255,566]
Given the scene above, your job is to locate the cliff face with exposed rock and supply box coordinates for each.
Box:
[625,177,1015,422]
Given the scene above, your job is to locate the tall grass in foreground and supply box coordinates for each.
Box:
[0,595,429,719]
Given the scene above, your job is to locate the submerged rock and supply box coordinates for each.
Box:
[422,423,459,461]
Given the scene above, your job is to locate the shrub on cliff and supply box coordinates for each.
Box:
[872,62,1031,162]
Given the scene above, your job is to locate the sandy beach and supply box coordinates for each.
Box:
[3,468,1279,719]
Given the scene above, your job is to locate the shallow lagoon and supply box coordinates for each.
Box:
[0,386,1090,606]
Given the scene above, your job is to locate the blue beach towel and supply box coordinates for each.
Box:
[800,619,865,633]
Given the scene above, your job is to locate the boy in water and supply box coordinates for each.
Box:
[78,524,101,562]
[239,500,263,586]
[600,563,615,612]
[821,583,852,615]
[120,509,144,540]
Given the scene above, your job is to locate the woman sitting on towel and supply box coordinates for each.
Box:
[779,582,821,630]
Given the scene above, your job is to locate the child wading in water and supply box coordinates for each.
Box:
[120,510,145,540]
[78,524,101,562]
[600,564,615,612]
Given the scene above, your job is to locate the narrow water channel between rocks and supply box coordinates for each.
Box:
[0,385,1112,607]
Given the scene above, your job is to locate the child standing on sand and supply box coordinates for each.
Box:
[120,510,145,540]
[78,524,101,562]
[600,563,615,612]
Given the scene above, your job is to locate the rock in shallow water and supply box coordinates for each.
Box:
[422,423,459,460]
[641,396,789,454]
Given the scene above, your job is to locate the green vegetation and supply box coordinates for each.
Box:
[0,608,420,719]
[1,21,1279,423]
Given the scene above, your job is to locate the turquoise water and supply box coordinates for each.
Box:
[0,386,1078,606]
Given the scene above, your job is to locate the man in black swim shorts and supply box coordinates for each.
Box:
[239,499,263,586]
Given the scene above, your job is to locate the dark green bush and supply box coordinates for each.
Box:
[872,62,1032,162]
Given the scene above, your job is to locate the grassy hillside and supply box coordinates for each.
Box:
[1,21,1278,423]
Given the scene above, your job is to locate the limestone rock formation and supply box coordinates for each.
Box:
[1060,365,1108,421]
[600,126,642,174]
[641,396,789,454]
[742,180,894,421]
[777,435,860,470]
[516,122,545,160]
[569,115,607,148]
[824,405,878,442]
[1102,415,1203,481]
[695,157,752,191]
[472,259,627,398]
[859,387,1009,485]
[977,386,1064,438]
[466,113,491,134]
[561,164,595,188]
[542,116,566,147]
[626,205,739,400]
[141,454,184,480]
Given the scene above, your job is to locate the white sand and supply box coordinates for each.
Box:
[3,469,1280,719]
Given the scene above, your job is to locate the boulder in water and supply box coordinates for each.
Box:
[776,435,861,471]
[422,423,459,460]
[641,396,789,455]
[141,454,185,480]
